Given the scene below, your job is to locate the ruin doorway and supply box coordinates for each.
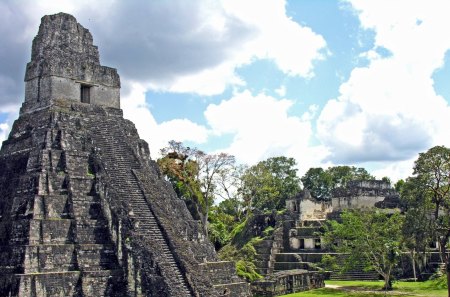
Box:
[81,85,91,103]
[299,239,304,249]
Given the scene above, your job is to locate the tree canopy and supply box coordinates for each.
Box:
[407,145,450,294]
[240,156,301,211]
[301,165,375,200]
[323,209,404,290]
[157,140,235,237]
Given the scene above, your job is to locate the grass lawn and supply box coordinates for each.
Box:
[279,280,446,297]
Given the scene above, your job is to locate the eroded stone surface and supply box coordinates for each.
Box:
[0,12,250,297]
[23,13,120,114]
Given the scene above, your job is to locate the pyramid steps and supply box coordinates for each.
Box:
[90,118,193,296]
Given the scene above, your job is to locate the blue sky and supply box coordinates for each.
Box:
[1,0,450,181]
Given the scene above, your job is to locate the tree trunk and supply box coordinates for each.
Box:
[382,273,392,291]
[202,212,209,239]
[411,249,417,281]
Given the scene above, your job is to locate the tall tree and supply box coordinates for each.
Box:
[241,156,301,211]
[411,145,450,295]
[215,164,248,222]
[323,209,404,290]
[157,141,235,238]
[400,176,434,281]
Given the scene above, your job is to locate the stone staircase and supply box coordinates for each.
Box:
[91,117,193,296]
[1,104,252,296]
[329,256,379,280]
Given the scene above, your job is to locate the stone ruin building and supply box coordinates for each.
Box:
[249,180,401,295]
[0,13,251,297]
[279,180,400,281]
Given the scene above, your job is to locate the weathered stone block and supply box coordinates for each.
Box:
[23,244,76,273]
[18,272,80,296]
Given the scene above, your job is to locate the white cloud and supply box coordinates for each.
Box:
[0,0,328,158]
[371,158,415,183]
[118,0,327,95]
[221,0,327,78]
[0,0,327,102]
[317,0,450,177]
[204,90,326,174]
[121,82,208,158]
[0,123,9,142]
[157,119,208,145]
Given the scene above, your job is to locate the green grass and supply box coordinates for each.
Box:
[280,280,447,297]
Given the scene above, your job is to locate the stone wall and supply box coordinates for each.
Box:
[24,76,120,111]
[286,190,332,221]
[22,13,120,114]
[331,180,398,212]
[251,270,325,297]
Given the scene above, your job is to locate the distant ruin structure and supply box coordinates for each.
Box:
[0,13,250,297]
[251,180,401,295]
[331,180,400,212]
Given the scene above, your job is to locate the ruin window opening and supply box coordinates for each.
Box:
[80,84,91,103]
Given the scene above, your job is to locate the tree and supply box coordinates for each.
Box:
[410,145,450,295]
[157,141,235,238]
[400,176,434,281]
[301,166,375,201]
[215,164,248,222]
[300,168,333,200]
[327,165,375,188]
[323,209,404,290]
[241,156,301,211]
[208,203,236,250]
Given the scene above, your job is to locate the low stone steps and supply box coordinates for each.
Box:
[329,260,379,281]
[329,272,379,280]
[253,240,274,254]
[275,252,334,263]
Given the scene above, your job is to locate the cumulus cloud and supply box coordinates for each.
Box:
[0,0,327,157]
[204,90,323,173]
[317,0,450,165]
[371,158,416,182]
[0,2,31,108]
[221,0,327,77]
[121,83,208,158]
[0,0,327,102]
[0,0,115,108]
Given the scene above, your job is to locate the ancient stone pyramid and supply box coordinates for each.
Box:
[0,13,250,297]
